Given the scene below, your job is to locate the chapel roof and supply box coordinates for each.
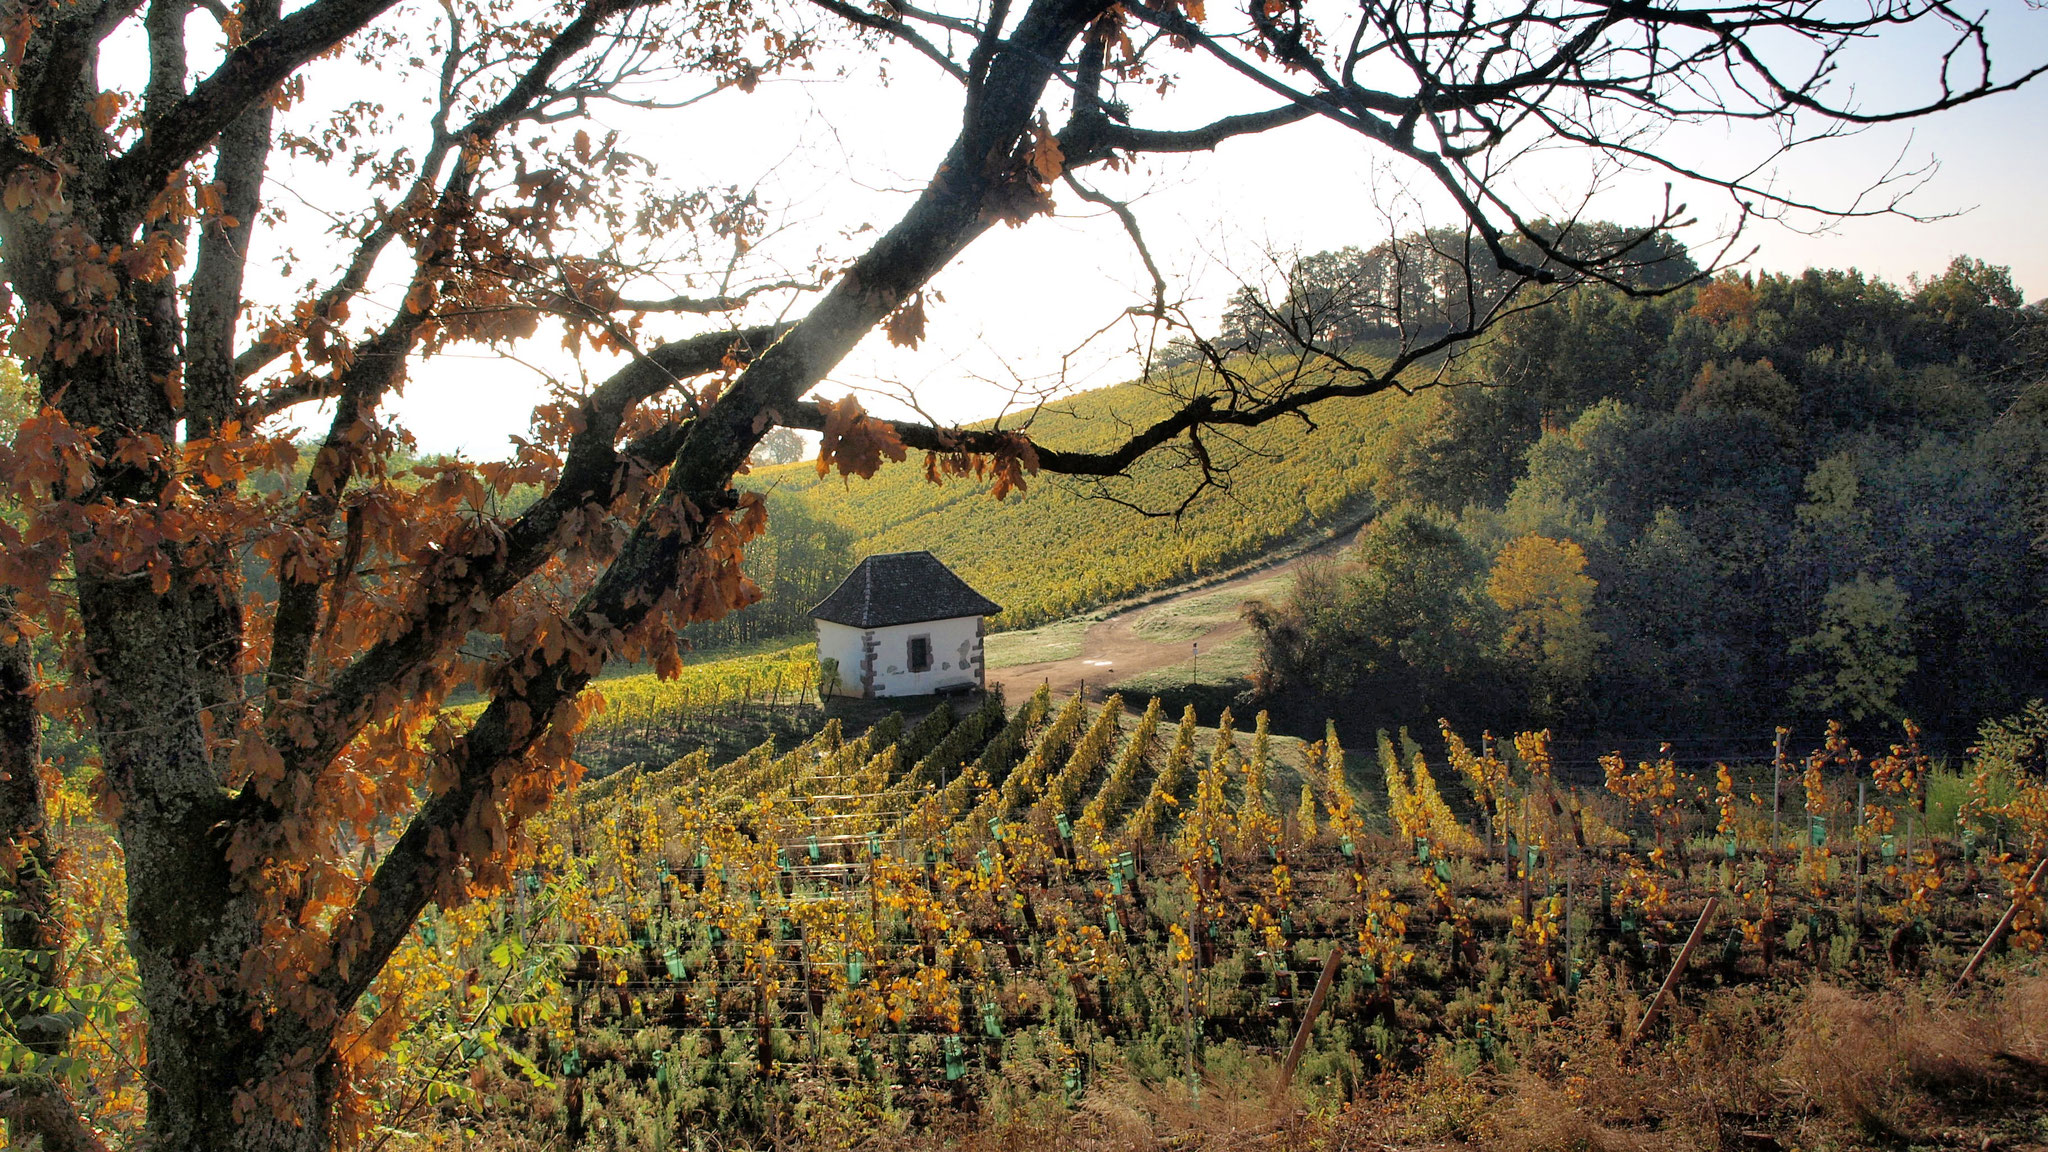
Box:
[809,551,1003,629]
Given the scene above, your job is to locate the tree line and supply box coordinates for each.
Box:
[1249,257,2048,741]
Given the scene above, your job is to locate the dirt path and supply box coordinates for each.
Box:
[987,526,1362,704]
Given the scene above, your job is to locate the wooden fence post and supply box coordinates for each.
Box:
[1771,729,1787,854]
[1272,944,1343,1107]
[1627,895,1719,1048]
[1953,855,2048,993]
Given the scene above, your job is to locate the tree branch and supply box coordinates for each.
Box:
[265,324,783,779]
[805,0,969,81]
[109,0,407,218]
[610,279,823,313]
[185,0,282,439]
[1066,101,1317,165]
[263,0,672,701]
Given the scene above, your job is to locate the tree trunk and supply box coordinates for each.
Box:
[76,570,346,1152]
[0,591,56,992]
[1,591,106,1152]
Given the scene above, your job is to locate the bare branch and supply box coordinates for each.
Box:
[610,278,823,313]
[806,0,970,80]
[1064,101,1318,164]
[108,0,407,217]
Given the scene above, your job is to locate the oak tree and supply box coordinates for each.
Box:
[0,0,2037,1148]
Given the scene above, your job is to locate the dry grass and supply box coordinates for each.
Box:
[1777,974,2048,1144]
[903,1070,1300,1152]
[874,968,2048,1152]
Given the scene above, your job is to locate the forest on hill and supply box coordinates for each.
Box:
[1247,256,2047,741]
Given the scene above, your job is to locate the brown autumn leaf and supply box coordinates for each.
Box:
[1028,117,1065,184]
[884,291,928,348]
[815,394,908,480]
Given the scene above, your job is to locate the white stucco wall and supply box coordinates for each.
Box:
[814,616,986,698]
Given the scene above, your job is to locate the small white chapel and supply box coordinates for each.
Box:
[810,551,1001,699]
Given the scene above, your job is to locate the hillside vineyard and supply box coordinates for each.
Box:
[290,686,2046,1144]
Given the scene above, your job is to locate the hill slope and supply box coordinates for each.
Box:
[756,360,1435,629]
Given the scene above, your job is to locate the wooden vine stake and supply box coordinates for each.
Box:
[1626,896,1719,1049]
[1271,944,1343,1107]
[1952,855,2048,993]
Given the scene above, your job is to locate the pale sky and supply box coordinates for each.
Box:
[239,1,2048,457]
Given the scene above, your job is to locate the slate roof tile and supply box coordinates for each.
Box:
[810,551,1002,629]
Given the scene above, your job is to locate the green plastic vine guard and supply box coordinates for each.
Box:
[1109,871,1124,896]
[1105,908,1120,936]
[977,848,994,876]
[1525,844,1539,871]
[869,834,882,858]
[1809,816,1827,847]
[847,953,864,984]
[943,1036,966,1080]
[1210,839,1224,868]
[1280,913,1293,936]
[695,849,710,869]
[654,1050,670,1088]
[419,922,438,946]
[982,1003,1003,1037]
[1340,836,1355,858]
[1881,833,1898,859]
[664,948,687,979]
[807,835,820,861]
[1056,813,1072,840]
[562,1049,583,1077]
[1434,858,1453,884]
[1118,852,1137,881]
[1725,838,1738,859]
[1415,838,1430,863]
[989,817,1003,841]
